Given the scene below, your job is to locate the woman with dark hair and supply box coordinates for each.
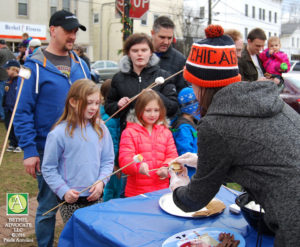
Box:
[104,33,178,131]
[169,25,300,247]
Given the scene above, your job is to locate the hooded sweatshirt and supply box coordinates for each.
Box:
[13,48,90,159]
[173,81,300,247]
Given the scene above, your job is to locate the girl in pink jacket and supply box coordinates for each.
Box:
[119,90,178,197]
[259,36,290,77]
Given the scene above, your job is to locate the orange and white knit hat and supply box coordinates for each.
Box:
[184,25,241,88]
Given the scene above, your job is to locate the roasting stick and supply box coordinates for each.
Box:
[104,69,183,124]
[121,166,170,178]
[42,154,143,216]
[0,68,31,166]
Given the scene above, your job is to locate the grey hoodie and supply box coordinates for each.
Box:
[173,80,300,247]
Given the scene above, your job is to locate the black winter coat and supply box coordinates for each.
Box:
[157,46,187,93]
[104,55,178,131]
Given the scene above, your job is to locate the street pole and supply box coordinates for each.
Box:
[208,0,212,25]
[123,0,133,41]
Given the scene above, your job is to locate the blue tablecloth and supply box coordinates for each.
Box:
[59,187,274,247]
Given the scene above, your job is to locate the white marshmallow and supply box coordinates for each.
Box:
[18,68,31,79]
[133,154,143,163]
[229,203,241,214]
[155,77,165,84]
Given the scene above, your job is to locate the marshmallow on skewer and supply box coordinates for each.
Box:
[155,76,165,85]
[169,162,183,172]
[18,67,31,79]
[133,154,143,163]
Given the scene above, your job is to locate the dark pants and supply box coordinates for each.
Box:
[4,109,18,147]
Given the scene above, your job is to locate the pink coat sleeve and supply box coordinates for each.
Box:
[273,52,291,72]
[259,48,269,63]
[118,128,140,176]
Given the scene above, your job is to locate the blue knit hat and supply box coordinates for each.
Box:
[178,87,200,119]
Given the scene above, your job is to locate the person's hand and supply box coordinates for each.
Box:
[139,162,150,176]
[64,189,80,204]
[88,181,104,202]
[117,97,130,108]
[169,167,190,191]
[171,152,198,168]
[273,77,280,85]
[23,157,40,179]
[156,166,168,180]
[257,76,269,81]
[113,165,122,179]
[269,48,274,55]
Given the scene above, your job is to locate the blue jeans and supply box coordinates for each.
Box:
[35,151,58,247]
[0,81,5,120]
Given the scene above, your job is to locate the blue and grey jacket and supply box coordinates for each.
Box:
[14,47,90,159]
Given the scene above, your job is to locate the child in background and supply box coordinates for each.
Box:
[259,36,290,85]
[100,79,125,201]
[42,79,114,223]
[119,89,178,197]
[2,60,21,153]
[171,87,199,178]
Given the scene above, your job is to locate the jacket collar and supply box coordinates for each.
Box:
[119,54,160,73]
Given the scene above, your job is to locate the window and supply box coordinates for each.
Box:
[141,13,147,25]
[269,32,271,38]
[244,27,248,40]
[297,38,299,48]
[200,6,205,19]
[245,4,248,17]
[50,0,58,16]
[259,8,262,20]
[274,33,277,36]
[63,0,70,11]
[153,14,159,21]
[292,37,295,47]
[263,9,265,20]
[18,0,28,16]
[274,12,277,23]
[252,6,255,18]
[93,13,99,24]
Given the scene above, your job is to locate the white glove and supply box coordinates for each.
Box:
[172,152,198,168]
[169,167,190,191]
[139,162,150,176]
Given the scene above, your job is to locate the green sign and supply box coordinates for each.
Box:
[7,193,28,215]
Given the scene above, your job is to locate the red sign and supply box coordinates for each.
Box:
[116,0,150,19]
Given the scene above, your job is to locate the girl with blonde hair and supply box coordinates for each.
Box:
[42,79,114,223]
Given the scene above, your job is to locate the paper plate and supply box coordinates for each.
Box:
[162,227,246,247]
[159,192,225,218]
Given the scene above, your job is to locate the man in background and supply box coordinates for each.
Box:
[14,10,90,247]
[151,16,187,92]
[238,28,267,81]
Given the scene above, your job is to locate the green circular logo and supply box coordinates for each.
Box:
[8,195,27,214]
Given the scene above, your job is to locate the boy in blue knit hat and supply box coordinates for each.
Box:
[170,86,200,177]
[2,60,22,152]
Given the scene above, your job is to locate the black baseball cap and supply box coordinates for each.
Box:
[49,10,86,31]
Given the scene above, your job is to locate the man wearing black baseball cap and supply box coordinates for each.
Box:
[14,10,90,247]
[49,9,86,31]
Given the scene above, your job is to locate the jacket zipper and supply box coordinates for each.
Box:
[138,76,142,91]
